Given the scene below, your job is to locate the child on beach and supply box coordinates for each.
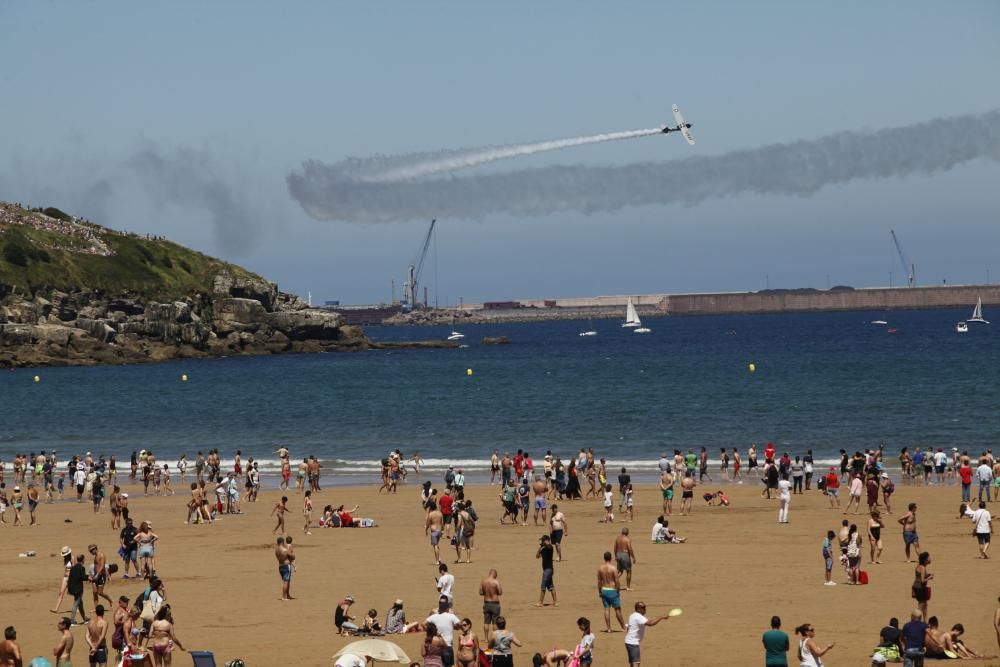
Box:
[602,485,614,523]
[57,473,65,501]
[162,465,173,496]
[621,484,634,522]
[303,490,313,535]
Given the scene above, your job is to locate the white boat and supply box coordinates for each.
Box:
[633,326,652,334]
[956,322,969,333]
[622,297,641,328]
[447,331,465,341]
[870,320,888,325]
[578,330,597,337]
[966,297,990,324]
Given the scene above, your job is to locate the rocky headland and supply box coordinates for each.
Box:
[0,202,452,367]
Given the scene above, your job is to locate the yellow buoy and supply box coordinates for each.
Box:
[181,374,188,382]
[748,363,756,373]
[33,375,40,383]
[466,368,473,376]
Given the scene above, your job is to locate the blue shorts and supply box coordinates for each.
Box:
[827,489,839,497]
[903,530,919,545]
[600,587,621,609]
[279,564,292,582]
[550,529,564,545]
[540,568,554,591]
[534,497,547,510]
[430,530,442,546]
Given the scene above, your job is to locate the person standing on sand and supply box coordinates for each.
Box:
[271,496,288,535]
[977,458,993,503]
[794,623,834,667]
[479,570,502,639]
[898,503,920,562]
[845,473,864,514]
[912,552,933,621]
[659,469,674,516]
[549,505,567,561]
[302,490,313,535]
[53,617,74,667]
[532,477,548,526]
[993,596,1000,652]
[624,601,669,667]
[426,501,444,565]
[598,552,625,633]
[68,554,89,625]
[275,537,294,601]
[86,604,108,667]
[778,476,792,523]
[732,448,743,482]
[825,468,841,508]
[868,510,885,564]
[679,474,695,516]
[613,528,636,590]
[845,524,862,584]
[0,626,22,667]
[601,485,614,523]
[88,544,113,608]
[535,535,557,607]
[436,563,455,608]
[296,458,307,494]
[762,616,789,667]
[962,500,992,559]
[821,530,836,586]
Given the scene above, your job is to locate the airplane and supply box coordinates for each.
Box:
[661,104,695,145]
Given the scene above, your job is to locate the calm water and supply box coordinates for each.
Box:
[1,308,997,478]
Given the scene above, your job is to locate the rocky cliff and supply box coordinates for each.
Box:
[0,202,448,367]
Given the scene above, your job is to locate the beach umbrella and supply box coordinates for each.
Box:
[333,639,411,663]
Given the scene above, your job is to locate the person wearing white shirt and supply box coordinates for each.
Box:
[624,601,670,667]
[977,460,994,503]
[426,595,461,666]
[964,501,992,559]
[435,563,455,606]
[777,478,792,524]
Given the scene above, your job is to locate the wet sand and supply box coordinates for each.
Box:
[2,476,997,665]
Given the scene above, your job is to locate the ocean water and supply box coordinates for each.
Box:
[1,308,997,480]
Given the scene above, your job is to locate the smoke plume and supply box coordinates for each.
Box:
[287,111,1000,224]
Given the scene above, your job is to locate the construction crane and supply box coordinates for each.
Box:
[402,219,436,310]
[890,229,915,288]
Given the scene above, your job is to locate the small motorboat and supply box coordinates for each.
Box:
[447,331,465,341]
[956,322,969,333]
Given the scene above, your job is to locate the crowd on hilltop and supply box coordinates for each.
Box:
[0,203,113,257]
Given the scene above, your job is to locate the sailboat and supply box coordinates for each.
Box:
[622,297,651,334]
[966,297,990,324]
[578,317,597,337]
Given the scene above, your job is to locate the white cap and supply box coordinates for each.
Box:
[121,493,129,498]
[871,653,887,664]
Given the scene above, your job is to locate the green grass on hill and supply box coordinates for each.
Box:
[0,204,264,299]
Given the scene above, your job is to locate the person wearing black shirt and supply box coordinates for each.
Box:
[535,535,557,607]
[617,469,631,511]
[67,554,89,625]
[879,617,901,649]
[119,518,139,579]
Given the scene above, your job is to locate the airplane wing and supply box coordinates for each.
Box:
[672,104,695,145]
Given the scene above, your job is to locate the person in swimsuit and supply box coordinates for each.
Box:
[659,471,674,516]
[868,510,885,564]
[271,496,288,535]
[479,569,503,639]
[455,618,480,667]
[613,528,636,590]
[27,484,39,525]
[912,552,933,621]
[597,552,625,632]
[148,606,186,667]
[53,617,74,667]
[421,622,446,667]
[86,604,108,667]
[275,537,294,601]
[135,522,159,579]
[303,490,313,535]
[51,546,74,613]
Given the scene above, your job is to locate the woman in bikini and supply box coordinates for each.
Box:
[136,521,159,579]
[50,546,73,613]
[455,618,480,667]
[148,605,186,667]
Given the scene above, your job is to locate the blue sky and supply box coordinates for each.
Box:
[2,2,998,304]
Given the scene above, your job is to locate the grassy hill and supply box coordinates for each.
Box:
[0,203,264,299]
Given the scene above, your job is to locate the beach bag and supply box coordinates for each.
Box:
[140,598,155,622]
[817,477,827,491]
[111,625,125,650]
[859,570,869,585]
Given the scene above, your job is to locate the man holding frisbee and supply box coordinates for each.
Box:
[624,601,670,666]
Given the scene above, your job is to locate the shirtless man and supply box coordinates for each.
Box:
[53,617,73,667]
[425,503,444,565]
[185,483,202,524]
[597,552,625,633]
[659,470,674,516]
[86,605,108,667]
[532,477,548,526]
[732,447,743,482]
[613,528,637,590]
[275,536,294,601]
[898,502,920,562]
[454,502,475,563]
[679,474,696,516]
[479,569,503,638]
[88,544,113,608]
[0,626,22,667]
[550,505,568,561]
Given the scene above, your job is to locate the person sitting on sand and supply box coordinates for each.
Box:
[651,516,686,544]
[335,596,359,635]
[923,616,952,658]
[946,623,993,659]
[702,490,730,507]
[532,649,573,666]
[362,608,382,635]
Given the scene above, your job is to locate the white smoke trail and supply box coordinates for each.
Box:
[361,128,664,182]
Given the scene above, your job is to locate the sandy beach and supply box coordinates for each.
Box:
[2,474,998,666]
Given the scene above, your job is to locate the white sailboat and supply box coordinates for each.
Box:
[966,297,990,324]
[622,297,651,334]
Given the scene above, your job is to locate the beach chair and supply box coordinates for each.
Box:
[189,651,216,666]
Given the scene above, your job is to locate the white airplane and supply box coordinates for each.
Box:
[661,104,695,145]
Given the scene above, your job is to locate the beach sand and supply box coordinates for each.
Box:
[2,476,997,666]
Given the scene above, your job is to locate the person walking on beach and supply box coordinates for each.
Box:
[977,458,993,503]
[68,554,89,625]
[624,601,670,667]
[271,496,288,535]
[762,616,789,667]
[880,473,895,513]
[845,524,862,584]
[898,503,920,562]
[479,569,502,639]
[963,500,992,558]
[0,627,22,667]
[598,552,625,633]
[436,563,455,608]
[302,490,313,535]
[868,510,885,564]
[732,447,743,482]
[613,528,636,590]
[822,530,836,586]
[532,477,548,526]
[535,535,557,607]
[679,474,696,516]
[794,623,834,667]
[426,501,444,565]
[89,544,113,608]
[275,537,294,601]
[550,504,567,561]
[825,468,841,508]
[845,473,864,514]
[778,476,792,523]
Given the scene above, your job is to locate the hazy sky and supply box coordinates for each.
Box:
[2,2,999,304]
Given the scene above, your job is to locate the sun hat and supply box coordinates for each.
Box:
[394,599,403,606]
[121,493,129,498]
[345,595,355,602]
[60,546,72,557]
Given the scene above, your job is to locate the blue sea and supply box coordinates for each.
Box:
[1,309,997,481]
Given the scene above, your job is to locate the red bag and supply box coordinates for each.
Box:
[859,570,869,585]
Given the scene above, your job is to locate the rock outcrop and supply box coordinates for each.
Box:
[0,271,372,367]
